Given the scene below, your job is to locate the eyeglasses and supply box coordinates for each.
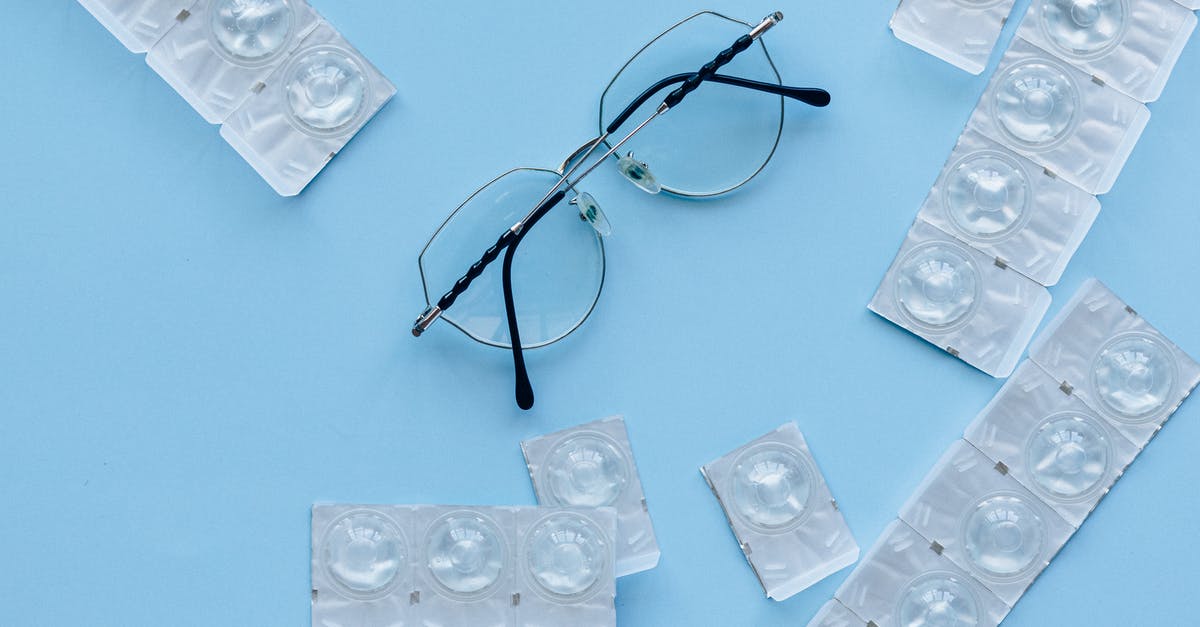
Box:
[412,10,829,409]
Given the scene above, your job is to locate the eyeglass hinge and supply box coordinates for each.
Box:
[412,306,442,337]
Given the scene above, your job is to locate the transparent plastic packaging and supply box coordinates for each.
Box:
[1017,0,1197,102]
[220,19,396,196]
[807,599,864,627]
[701,422,859,601]
[898,440,1075,606]
[1179,0,1200,11]
[1028,278,1200,449]
[869,218,1052,378]
[834,519,1011,627]
[77,0,197,53]
[147,0,321,123]
[917,129,1101,287]
[966,38,1150,194]
[311,504,617,627]
[890,0,1019,74]
[964,359,1140,528]
[521,416,660,577]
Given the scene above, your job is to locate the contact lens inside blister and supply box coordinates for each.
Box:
[898,572,981,627]
[896,241,981,331]
[1092,333,1177,422]
[730,443,814,532]
[524,512,608,599]
[544,433,630,508]
[425,512,507,598]
[284,45,369,136]
[943,151,1030,241]
[321,509,406,599]
[961,494,1045,578]
[210,0,295,65]
[1026,413,1111,500]
[1039,0,1128,58]
[993,59,1079,148]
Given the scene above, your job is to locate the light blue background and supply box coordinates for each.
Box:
[2,1,1198,625]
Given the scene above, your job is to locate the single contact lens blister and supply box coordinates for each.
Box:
[521,416,660,577]
[701,422,859,601]
[869,218,1052,378]
[966,37,1150,194]
[898,440,1075,606]
[221,19,395,196]
[833,519,1010,627]
[77,0,197,53]
[147,0,321,123]
[1017,0,1197,102]
[890,0,1019,74]
[1028,279,1200,449]
[964,359,1141,527]
[311,504,617,627]
[917,130,1100,287]
[807,599,864,627]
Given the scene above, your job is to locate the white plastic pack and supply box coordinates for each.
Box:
[521,416,659,578]
[1017,0,1197,103]
[807,599,864,627]
[898,440,1075,606]
[966,37,1150,194]
[1179,0,1200,11]
[868,218,1052,378]
[78,0,197,53]
[964,359,1140,528]
[701,422,859,601]
[311,504,617,627]
[917,129,1100,287]
[834,519,1010,627]
[220,19,395,196]
[147,0,321,123]
[1028,278,1200,448]
[890,0,1018,74]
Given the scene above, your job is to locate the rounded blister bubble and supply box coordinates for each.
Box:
[992,59,1079,149]
[1026,412,1112,501]
[283,45,369,137]
[729,443,814,532]
[210,0,295,65]
[943,151,1030,241]
[524,512,609,600]
[543,432,630,508]
[1039,0,1129,59]
[961,494,1045,579]
[321,509,406,599]
[425,511,507,599]
[1091,333,1178,422]
[898,571,982,627]
[895,241,981,332]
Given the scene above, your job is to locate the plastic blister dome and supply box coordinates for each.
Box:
[283,44,370,136]
[425,511,508,599]
[1038,0,1129,58]
[895,241,982,332]
[209,0,296,66]
[943,151,1030,241]
[1091,333,1178,423]
[321,509,406,599]
[992,59,1080,149]
[961,494,1046,579]
[729,443,815,533]
[897,571,982,627]
[543,432,630,508]
[1026,412,1112,501]
[524,512,609,601]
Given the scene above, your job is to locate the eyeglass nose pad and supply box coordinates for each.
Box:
[617,152,662,194]
[571,192,612,237]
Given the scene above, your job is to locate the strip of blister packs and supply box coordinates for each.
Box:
[868,218,1051,378]
[521,416,660,577]
[311,504,617,627]
[889,0,1018,74]
[701,422,859,601]
[78,0,197,53]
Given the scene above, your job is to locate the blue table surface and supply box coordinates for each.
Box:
[3,1,1198,625]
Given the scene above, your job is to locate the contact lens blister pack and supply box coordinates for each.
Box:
[832,520,1010,627]
[701,422,859,601]
[220,19,395,196]
[966,38,1150,195]
[889,0,1018,74]
[78,0,196,53]
[916,129,1100,287]
[868,218,1052,378]
[964,359,1141,527]
[311,504,617,627]
[807,599,864,627]
[146,0,321,123]
[521,416,660,577]
[1028,278,1200,449]
[1017,0,1197,103]
[898,440,1075,606]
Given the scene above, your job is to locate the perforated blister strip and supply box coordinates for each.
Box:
[890,0,1019,74]
[78,0,197,53]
